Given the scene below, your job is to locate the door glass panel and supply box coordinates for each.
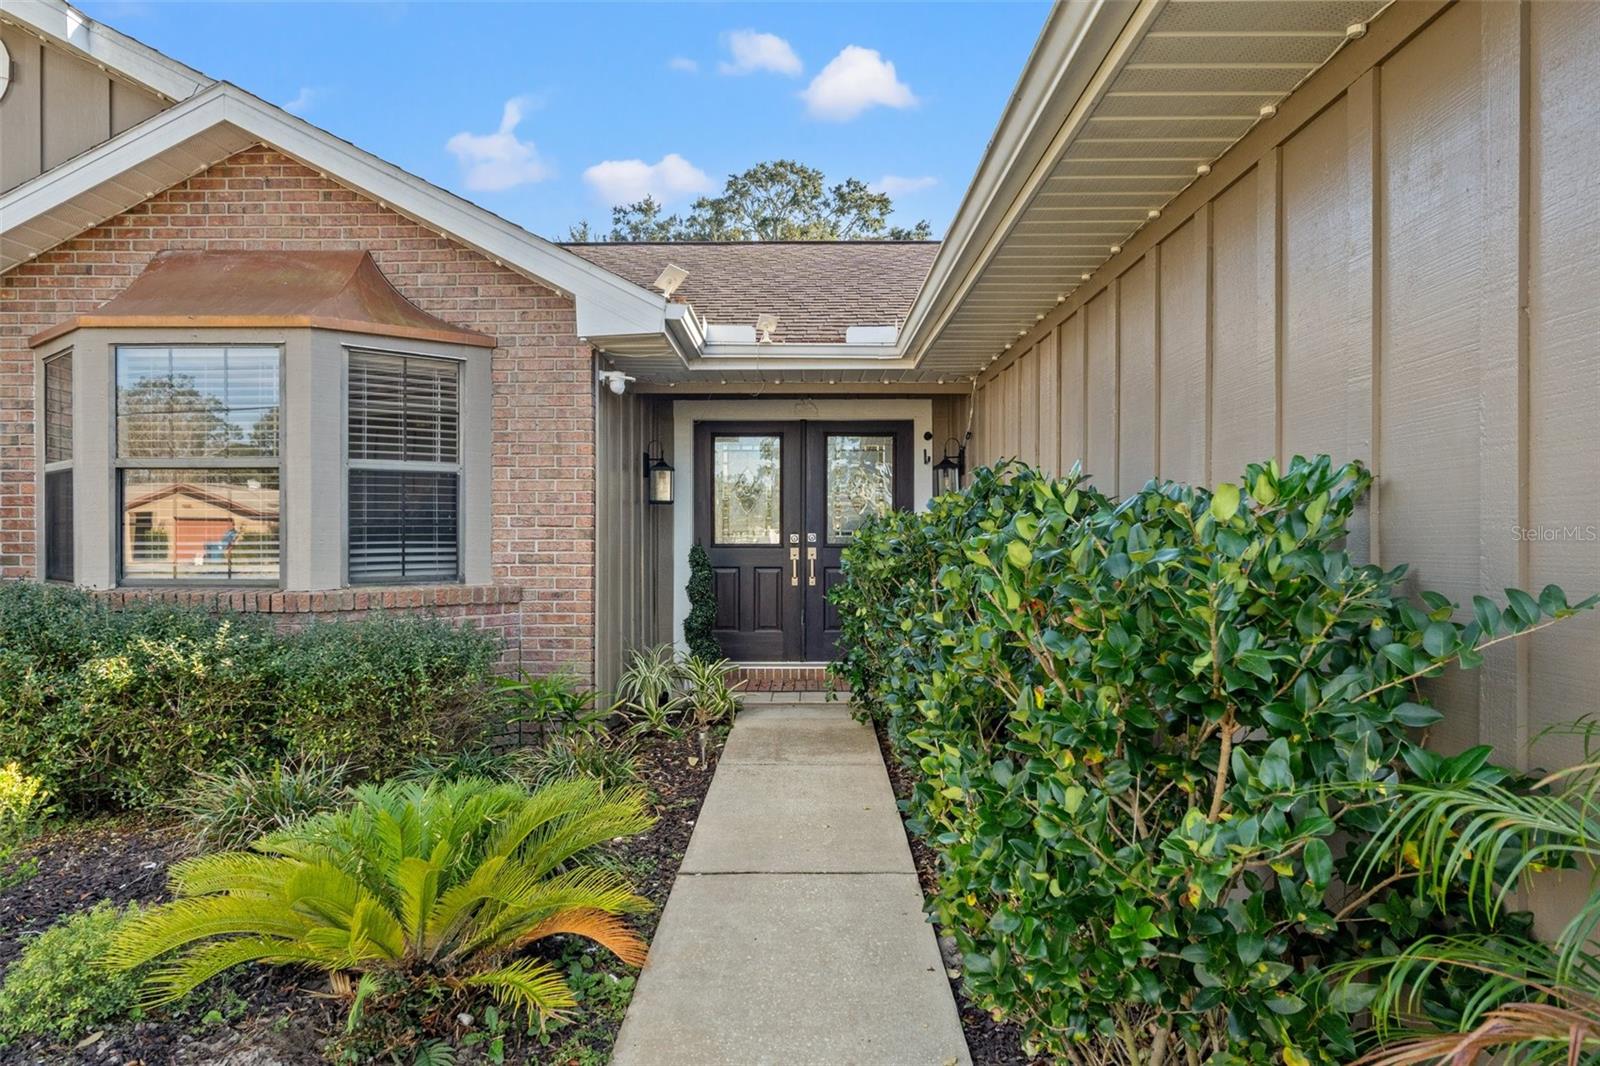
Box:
[712,435,781,545]
[826,434,895,543]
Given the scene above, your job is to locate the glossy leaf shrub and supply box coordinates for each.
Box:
[828,456,1596,1063]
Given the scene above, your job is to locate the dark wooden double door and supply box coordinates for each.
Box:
[694,420,913,661]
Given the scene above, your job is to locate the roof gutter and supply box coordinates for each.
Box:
[0,0,211,101]
[895,0,1160,370]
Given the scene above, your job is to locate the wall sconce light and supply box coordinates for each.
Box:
[933,436,966,497]
[643,440,674,505]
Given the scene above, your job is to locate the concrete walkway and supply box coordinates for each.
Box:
[612,700,971,1066]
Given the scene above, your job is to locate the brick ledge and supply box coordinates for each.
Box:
[94,584,523,613]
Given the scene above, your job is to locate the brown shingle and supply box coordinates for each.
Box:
[562,241,939,344]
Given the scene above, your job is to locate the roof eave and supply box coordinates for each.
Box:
[896,0,1157,371]
[0,0,211,101]
[0,81,673,345]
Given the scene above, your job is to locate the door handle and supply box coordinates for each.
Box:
[806,547,817,586]
[789,547,800,587]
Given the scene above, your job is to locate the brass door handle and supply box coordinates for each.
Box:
[806,547,817,586]
[789,547,800,587]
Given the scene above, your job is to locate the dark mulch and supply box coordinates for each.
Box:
[0,732,721,1066]
[873,719,1039,1066]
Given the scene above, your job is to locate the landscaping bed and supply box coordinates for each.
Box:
[873,721,1035,1066]
[0,732,720,1066]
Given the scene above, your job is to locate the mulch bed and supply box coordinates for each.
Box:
[0,732,720,1066]
[873,720,1039,1066]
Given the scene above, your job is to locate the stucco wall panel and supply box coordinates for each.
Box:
[1085,292,1117,487]
[1158,216,1209,485]
[1525,0,1600,768]
[1117,256,1157,492]
[1209,168,1274,478]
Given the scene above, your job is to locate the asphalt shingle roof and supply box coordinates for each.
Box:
[561,241,940,345]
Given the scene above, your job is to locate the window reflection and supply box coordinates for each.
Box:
[826,435,894,543]
[120,469,280,581]
[713,435,781,545]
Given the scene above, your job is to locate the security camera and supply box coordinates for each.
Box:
[598,370,635,395]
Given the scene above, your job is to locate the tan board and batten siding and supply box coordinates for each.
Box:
[0,21,168,192]
[969,2,1600,791]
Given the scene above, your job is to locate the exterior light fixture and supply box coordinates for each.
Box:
[1197,163,1212,176]
[1259,103,1277,118]
[643,440,674,505]
[1109,243,1122,254]
[933,436,967,497]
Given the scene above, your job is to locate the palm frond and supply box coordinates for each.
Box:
[136,935,335,1006]
[456,959,575,1026]
[1355,1001,1600,1066]
[108,895,317,969]
[511,907,649,967]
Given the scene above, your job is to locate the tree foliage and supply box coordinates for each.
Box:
[569,160,932,242]
[827,456,1596,1064]
[684,543,723,661]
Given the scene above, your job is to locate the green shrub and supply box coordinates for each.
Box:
[109,777,656,1042]
[0,902,149,1044]
[684,544,722,660]
[614,644,686,738]
[171,757,352,851]
[0,583,499,811]
[0,762,52,847]
[828,455,1596,1063]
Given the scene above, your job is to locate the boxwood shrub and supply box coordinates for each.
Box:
[0,583,499,810]
[829,456,1595,1063]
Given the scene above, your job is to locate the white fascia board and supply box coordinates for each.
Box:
[0,0,211,100]
[897,0,1156,365]
[0,81,674,343]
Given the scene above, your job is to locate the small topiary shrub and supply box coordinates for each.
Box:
[684,543,722,661]
[0,902,149,1045]
[829,455,1596,1063]
[0,583,500,811]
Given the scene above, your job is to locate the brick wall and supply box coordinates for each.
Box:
[0,146,595,679]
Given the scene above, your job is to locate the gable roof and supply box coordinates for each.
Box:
[563,241,939,345]
[31,250,497,348]
[0,80,680,354]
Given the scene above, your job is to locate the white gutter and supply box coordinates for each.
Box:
[0,0,211,101]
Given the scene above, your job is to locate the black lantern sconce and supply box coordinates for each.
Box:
[643,441,674,505]
[933,435,967,497]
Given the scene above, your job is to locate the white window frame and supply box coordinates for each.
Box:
[342,345,468,587]
[111,343,286,587]
[39,349,75,583]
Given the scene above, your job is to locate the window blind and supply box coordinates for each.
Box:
[347,352,461,583]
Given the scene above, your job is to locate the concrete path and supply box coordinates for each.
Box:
[611,700,971,1066]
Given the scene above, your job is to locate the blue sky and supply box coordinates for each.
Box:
[79,2,1049,241]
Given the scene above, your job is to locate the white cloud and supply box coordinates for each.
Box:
[667,56,699,74]
[283,87,320,115]
[445,97,552,192]
[871,175,937,196]
[802,46,917,121]
[582,153,714,206]
[718,30,802,76]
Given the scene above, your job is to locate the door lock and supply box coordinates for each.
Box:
[789,547,800,587]
[806,546,817,586]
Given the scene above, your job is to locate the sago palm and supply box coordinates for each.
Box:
[108,775,655,1025]
[1345,731,1600,1065]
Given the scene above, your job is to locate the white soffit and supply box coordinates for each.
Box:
[0,81,673,344]
[0,0,211,101]
[904,0,1391,381]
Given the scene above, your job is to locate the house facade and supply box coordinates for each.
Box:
[2,0,1597,752]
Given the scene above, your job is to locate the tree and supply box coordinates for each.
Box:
[566,160,933,242]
